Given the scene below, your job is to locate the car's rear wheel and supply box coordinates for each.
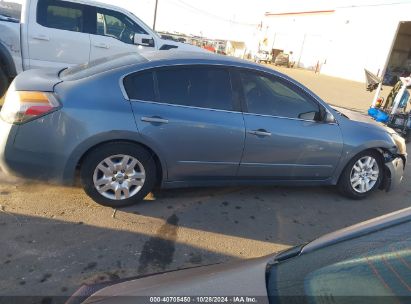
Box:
[338,150,383,199]
[80,142,157,207]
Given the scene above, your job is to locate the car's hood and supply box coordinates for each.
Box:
[332,106,396,134]
[82,256,272,304]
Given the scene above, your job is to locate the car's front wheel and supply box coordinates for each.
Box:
[338,150,383,199]
[80,142,157,207]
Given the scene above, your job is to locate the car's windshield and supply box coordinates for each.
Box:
[60,53,147,81]
[267,221,411,302]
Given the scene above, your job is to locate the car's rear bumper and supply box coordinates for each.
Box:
[0,118,66,183]
[0,118,19,176]
[383,155,406,191]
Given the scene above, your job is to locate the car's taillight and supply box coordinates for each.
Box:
[0,89,60,124]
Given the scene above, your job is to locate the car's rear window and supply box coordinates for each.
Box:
[60,53,147,81]
[0,0,22,21]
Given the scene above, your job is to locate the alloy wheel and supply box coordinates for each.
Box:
[93,154,146,200]
[350,156,380,194]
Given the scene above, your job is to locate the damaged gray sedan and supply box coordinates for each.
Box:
[0,51,407,207]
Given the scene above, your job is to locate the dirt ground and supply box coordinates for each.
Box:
[269,65,391,112]
[0,67,409,301]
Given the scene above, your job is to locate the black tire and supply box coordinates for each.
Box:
[0,66,9,100]
[80,142,157,208]
[337,150,383,200]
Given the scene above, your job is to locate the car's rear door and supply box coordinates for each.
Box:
[27,0,91,69]
[235,68,343,180]
[124,65,245,181]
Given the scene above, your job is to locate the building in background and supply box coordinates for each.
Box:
[225,41,247,58]
[262,2,411,82]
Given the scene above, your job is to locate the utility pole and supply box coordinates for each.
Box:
[153,0,158,30]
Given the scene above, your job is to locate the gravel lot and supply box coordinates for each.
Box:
[0,66,409,301]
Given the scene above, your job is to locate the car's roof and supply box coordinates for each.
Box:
[61,50,280,82]
[141,50,248,64]
[136,50,270,73]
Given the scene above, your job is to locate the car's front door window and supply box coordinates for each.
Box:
[96,8,147,45]
[240,71,319,120]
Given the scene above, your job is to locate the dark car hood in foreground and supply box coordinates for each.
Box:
[82,256,272,304]
[75,208,411,304]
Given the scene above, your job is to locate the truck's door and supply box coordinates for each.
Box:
[89,7,156,61]
[27,0,91,69]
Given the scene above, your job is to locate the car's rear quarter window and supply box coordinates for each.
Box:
[123,71,156,101]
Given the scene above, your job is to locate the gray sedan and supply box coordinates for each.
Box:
[0,51,407,207]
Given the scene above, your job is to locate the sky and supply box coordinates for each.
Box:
[96,0,272,40]
[11,0,411,40]
[95,0,411,40]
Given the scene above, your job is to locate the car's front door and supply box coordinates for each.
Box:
[236,69,343,180]
[27,0,91,69]
[89,8,155,61]
[124,65,245,181]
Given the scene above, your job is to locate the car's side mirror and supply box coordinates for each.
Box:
[298,111,318,121]
[134,33,155,47]
[323,110,336,123]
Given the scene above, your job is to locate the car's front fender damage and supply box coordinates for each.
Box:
[380,152,406,192]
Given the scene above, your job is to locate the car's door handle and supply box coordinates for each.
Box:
[141,116,169,124]
[93,43,110,49]
[248,129,272,137]
[33,34,50,41]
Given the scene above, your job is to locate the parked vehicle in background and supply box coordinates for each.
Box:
[66,207,411,303]
[254,50,272,63]
[0,51,406,207]
[0,0,202,98]
[274,52,290,67]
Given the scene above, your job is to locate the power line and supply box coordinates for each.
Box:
[171,0,258,27]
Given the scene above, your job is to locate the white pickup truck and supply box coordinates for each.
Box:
[0,0,201,97]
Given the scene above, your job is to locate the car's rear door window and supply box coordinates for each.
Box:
[37,0,85,32]
[155,66,234,111]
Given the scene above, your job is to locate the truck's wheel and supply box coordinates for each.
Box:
[0,66,8,99]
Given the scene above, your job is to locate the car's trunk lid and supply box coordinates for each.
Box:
[13,68,63,92]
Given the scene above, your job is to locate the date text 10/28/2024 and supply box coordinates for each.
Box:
[149,297,259,303]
